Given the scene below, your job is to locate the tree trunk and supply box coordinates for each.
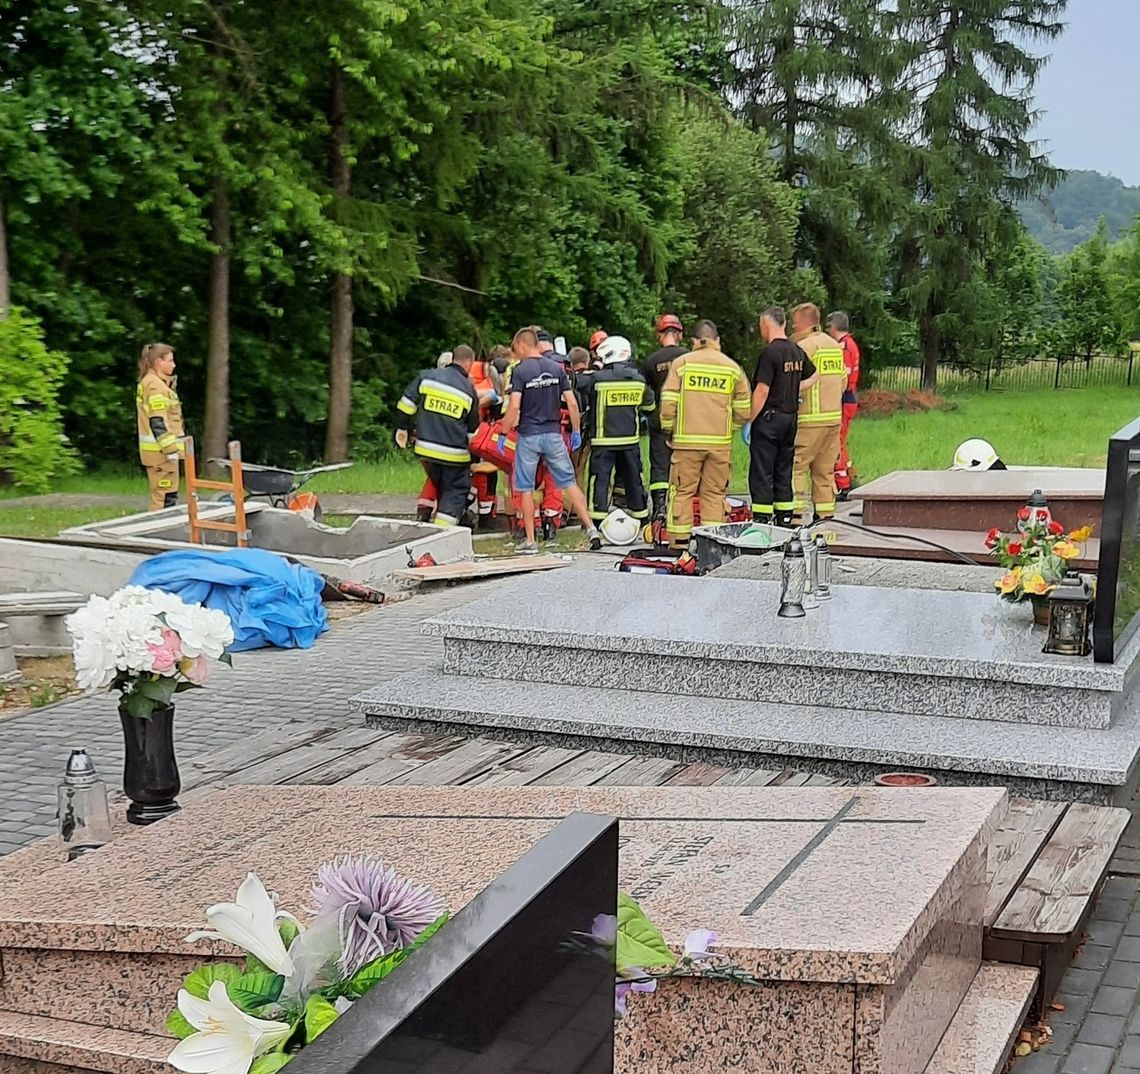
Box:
[323,62,354,463]
[920,304,939,393]
[203,176,231,464]
[0,194,10,317]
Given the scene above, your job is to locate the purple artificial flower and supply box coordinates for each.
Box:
[310,855,444,977]
[613,970,656,1017]
[591,913,617,948]
[682,929,717,960]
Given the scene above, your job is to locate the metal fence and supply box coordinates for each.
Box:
[868,353,1139,395]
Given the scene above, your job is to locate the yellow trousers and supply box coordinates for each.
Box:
[146,458,180,511]
[793,423,840,520]
[667,447,730,548]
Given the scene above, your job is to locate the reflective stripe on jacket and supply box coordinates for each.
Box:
[136,372,184,467]
[658,345,751,448]
[397,364,480,464]
[582,363,655,447]
[793,329,845,427]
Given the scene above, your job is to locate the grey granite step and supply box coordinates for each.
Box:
[423,572,1137,728]
[351,670,1140,802]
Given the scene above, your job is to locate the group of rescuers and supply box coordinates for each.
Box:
[133,305,861,550]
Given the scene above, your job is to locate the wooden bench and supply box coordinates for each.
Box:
[983,798,1131,1015]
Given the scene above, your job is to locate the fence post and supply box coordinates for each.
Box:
[985,357,992,392]
[1054,358,1061,390]
[1130,352,1135,387]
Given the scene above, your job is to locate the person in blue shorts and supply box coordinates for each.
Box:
[502,326,601,554]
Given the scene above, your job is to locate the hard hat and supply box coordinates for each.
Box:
[951,438,1001,471]
[436,351,453,368]
[655,313,683,334]
[599,509,641,546]
[588,330,608,352]
[596,335,632,366]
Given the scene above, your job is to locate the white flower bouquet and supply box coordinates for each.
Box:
[66,586,234,718]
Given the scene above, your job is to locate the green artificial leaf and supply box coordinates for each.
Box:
[616,892,675,973]
[245,953,271,975]
[346,949,408,998]
[182,962,243,999]
[165,1008,195,1039]
[228,971,285,1012]
[249,1055,292,1074]
[123,689,155,719]
[278,918,301,947]
[406,913,448,952]
[220,652,234,667]
[304,994,340,1043]
[137,677,177,704]
[174,681,202,693]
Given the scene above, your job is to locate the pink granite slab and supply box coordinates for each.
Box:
[0,786,1004,988]
[0,1009,169,1074]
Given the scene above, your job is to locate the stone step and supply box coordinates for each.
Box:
[352,670,1140,799]
[0,1009,169,1074]
[423,571,1137,728]
[923,962,1039,1074]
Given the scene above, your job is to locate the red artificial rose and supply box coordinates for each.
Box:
[984,527,1001,548]
[1048,520,1064,536]
[1007,541,1022,556]
[1017,507,1031,521]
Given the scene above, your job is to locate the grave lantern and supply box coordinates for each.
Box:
[1018,489,1052,535]
[778,533,807,618]
[57,750,113,861]
[1043,576,1092,657]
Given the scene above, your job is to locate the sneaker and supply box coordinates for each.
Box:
[541,517,554,542]
[587,528,602,551]
[518,541,539,555]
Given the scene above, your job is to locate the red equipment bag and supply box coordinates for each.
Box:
[470,420,517,473]
[617,548,699,576]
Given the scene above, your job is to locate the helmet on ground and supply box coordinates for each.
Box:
[436,351,453,368]
[596,335,632,366]
[588,330,609,352]
[951,438,1001,471]
[599,509,640,546]
[655,313,683,334]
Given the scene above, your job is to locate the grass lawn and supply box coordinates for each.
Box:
[3,385,1138,539]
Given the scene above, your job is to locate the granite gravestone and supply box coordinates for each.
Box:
[1094,417,1140,662]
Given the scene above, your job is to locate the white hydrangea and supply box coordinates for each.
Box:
[165,602,234,660]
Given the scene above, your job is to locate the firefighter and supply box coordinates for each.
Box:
[580,335,655,525]
[642,313,688,521]
[568,346,595,486]
[395,347,481,527]
[746,307,817,527]
[659,319,751,550]
[789,303,845,524]
[588,330,608,369]
[136,342,185,511]
[826,310,860,497]
[468,349,503,526]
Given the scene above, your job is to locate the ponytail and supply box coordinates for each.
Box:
[138,342,173,379]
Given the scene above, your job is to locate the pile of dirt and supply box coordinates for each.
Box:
[0,655,78,719]
[860,389,954,417]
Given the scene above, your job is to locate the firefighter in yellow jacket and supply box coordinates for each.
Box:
[136,343,185,511]
[659,319,751,550]
[790,303,846,523]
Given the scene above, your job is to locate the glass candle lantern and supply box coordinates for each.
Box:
[1018,489,1053,535]
[814,534,833,600]
[1043,577,1092,657]
[778,534,807,618]
[57,750,113,862]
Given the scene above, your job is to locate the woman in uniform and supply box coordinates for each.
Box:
[136,343,185,510]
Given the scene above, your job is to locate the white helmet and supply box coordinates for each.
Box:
[599,509,640,545]
[596,335,632,366]
[951,438,1001,471]
[436,350,454,368]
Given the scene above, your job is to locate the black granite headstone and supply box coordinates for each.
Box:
[287,811,618,1074]
[1094,417,1140,662]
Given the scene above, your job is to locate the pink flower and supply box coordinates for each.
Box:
[180,655,210,685]
[147,629,183,675]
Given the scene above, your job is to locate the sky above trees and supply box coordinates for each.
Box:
[1033,0,1140,183]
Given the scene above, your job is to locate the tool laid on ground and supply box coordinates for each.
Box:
[209,456,353,520]
[320,576,386,604]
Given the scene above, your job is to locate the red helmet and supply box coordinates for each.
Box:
[588,330,608,351]
[655,313,683,334]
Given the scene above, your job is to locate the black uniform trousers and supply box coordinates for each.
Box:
[589,445,648,521]
[420,459,471,526]
[647,425,671,494]
[748,409,797,522]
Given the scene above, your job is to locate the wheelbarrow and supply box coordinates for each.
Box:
[208,459,353,521]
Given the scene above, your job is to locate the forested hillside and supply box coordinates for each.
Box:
[1020,170,1140,253]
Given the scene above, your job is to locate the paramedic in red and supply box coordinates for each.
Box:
[826,310,860,497]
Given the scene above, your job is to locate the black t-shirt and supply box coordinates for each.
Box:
[642,344,688,418]
[512,356,570,436]
[752,339,815,415]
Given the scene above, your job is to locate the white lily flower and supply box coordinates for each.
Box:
[168,980,291,1074]
[186,873,296,976]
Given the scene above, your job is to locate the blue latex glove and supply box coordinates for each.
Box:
[488,390,501,405]
[570,431,583,451]
[496,435,508,454]
[741,423,751,447]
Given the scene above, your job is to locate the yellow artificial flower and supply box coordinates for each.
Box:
[1022,574,1054,597]
[995,568,1022,595]
[1068,525,1093,542]
[1052,541,1081,560]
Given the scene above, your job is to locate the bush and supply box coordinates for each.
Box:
[0,308,78,492]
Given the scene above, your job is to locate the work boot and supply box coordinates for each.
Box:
[651,489,667,522]
[415,505,433,523]
[541,516,554,542]
[776,512,794,528]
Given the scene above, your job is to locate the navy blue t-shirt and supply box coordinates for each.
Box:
[512,356,570,436]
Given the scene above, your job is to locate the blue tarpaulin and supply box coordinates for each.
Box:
[128,548,329,652]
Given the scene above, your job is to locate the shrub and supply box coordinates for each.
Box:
[0,308,77,492]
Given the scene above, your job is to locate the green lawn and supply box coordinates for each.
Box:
[3,386,1138,538]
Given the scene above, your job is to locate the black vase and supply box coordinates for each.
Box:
[119,702,182,825]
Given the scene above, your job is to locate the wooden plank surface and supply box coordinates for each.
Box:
[225,727,390,786]
[993,803,1131,941]
[182,723,339,791]
[664,762,732,786]
[384,737,530,786]
[528,749,633,786]
[594,756,688,786]
[984,799,1068,927]
[713,768,786,787]
[393,556,568,582]
[332,734,472,786]
[464,745,583,786]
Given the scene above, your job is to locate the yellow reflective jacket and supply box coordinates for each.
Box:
[658,344,751,449]
[792,329,845,427]
[136,371,184,467]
